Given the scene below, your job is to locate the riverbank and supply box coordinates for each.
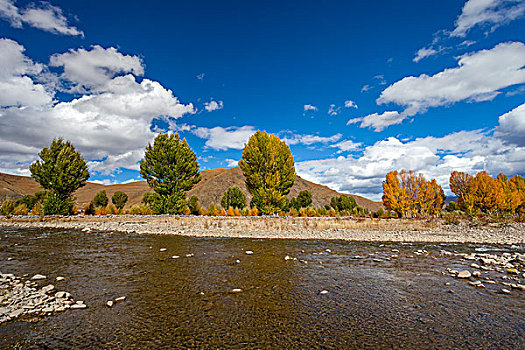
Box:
[1,215,523,244]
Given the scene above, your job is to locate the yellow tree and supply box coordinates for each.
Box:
[510,175,525,214]
[497,173,521,214]
[382,170,409,217]
[449,171,472,207]
[472,171,503,214]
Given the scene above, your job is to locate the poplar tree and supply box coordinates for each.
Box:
[30,138,89,215]
[140,133,201,214]
[239,130,295,214]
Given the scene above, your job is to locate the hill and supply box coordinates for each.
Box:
[0,168,382,212]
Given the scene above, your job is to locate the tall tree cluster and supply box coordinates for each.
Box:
[450,171,524,215]
[382,170,445,217]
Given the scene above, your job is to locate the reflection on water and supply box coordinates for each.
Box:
[0,227,523,349]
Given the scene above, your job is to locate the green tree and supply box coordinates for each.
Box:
[15,195,38,210]
[93,190,109,207]
[140,133,201,214]
[291,190,312,210]
[221,186,246,209]
[239,130,296,214]
[112,191,128,210]
[0,198,15,217]
[330,195,357,212]
[142,192,160,206]
[30,138,89,215]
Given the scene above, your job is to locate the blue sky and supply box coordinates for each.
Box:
[0,0,524,200]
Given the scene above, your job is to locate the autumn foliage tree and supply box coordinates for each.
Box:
[382,170,445,217]
[450,171,524,215]
[239,130,296,215]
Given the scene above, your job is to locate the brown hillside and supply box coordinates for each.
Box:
[0,168,382,212]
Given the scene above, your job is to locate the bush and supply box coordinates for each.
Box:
[0,198,15,216]
[289,207,298,217]
[15,195,38,210]
[330,195,357,212]
[376,208,386,217]
[227,207,235,216]
[12,204,29,216]
[307,207,317,217]
[106,204,119,215]
[32,202,43,216]
[84,202,95,215]
[221,186,246,210]
[142,192,159,206]
[93,190,109,208]
[291,190,312,210]
[43,193,74,215]
[128,205,141,215]
[112,191,128,210]
[446,202,459,212]
[188,196,201,215]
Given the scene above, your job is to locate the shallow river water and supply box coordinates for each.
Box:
[0,227,523,349]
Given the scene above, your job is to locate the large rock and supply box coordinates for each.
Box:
[31,274,46,280]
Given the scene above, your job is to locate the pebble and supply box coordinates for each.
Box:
[31,274,46,280]
[70,303,87,310]
[171,255,180,259]
[114,296,126,302]
[245,251,254,255]
[472,271,481,278]
[325,249,331,253]
[457,270,471,279]
[319,290,329,295]
[470,263,480,269]
[284,256,292,260]
[106,301,113,307]
[56,276,65,282]
[159,248,167,252]
[229,288,243,294]
[501,289,511,294]
[185,253,194,257]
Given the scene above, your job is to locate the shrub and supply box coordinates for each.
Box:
[43,192,74,215]
[128,205,141,215]
[188,196,201,215]
[376,208,386,217]
[307,207,317,217]
[106,204,119,215]
[291,190,312,210]
[12,204,29,216]
[0,198,15,216]
[32,202,43,216]
[446,202,459,212]
[93,190,109,208]
[112,191,128,210]
[289,207,298,217]
[234,207,241,216]
[221,186,246,210]
[142,192,159,206]
[15,195,37,210]
[227,207,235,216]
[84,202,95,215]
[94,206,107,215]
[330,195,357,212]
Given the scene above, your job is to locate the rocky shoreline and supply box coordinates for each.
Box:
[0,273,86,324]
[1,215,524,244]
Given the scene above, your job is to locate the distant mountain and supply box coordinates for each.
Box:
[0,167,383,212]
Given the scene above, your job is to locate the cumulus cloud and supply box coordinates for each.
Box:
[225,158,239,167]
[494,102,525,146]
[303,104,318,112]
[0,0,83,36]
[192,126,255,150]
[344,100,358,109]
[49,46,144,92]
[347,111,405,132]
[296,130,525,201]
[451,0,525,37]
[204,100,224,112]
[0,38,194,176]
[378,42,525,117]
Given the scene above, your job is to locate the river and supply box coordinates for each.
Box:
[0,227,523,349]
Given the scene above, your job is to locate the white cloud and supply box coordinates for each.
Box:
[0,0,83,36]
[204,100,224,112]
[347,111,406,132]
[344,100,358,109]
[196,73,205,80]
[0,38,52,108]
[49,46,144,92]
[361,84,372,92]
[328,104,341,116]
[413,47,439,62]
[225,158,239,167]
[296,130,525,201]
[0,39,194,176]
[192,125,255,150]
[378,42,525,117]
[282,133,342,146]
[330,140,361,153]
[303,104,318,112]
[494,103,525,146]
[451,0,525,37]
